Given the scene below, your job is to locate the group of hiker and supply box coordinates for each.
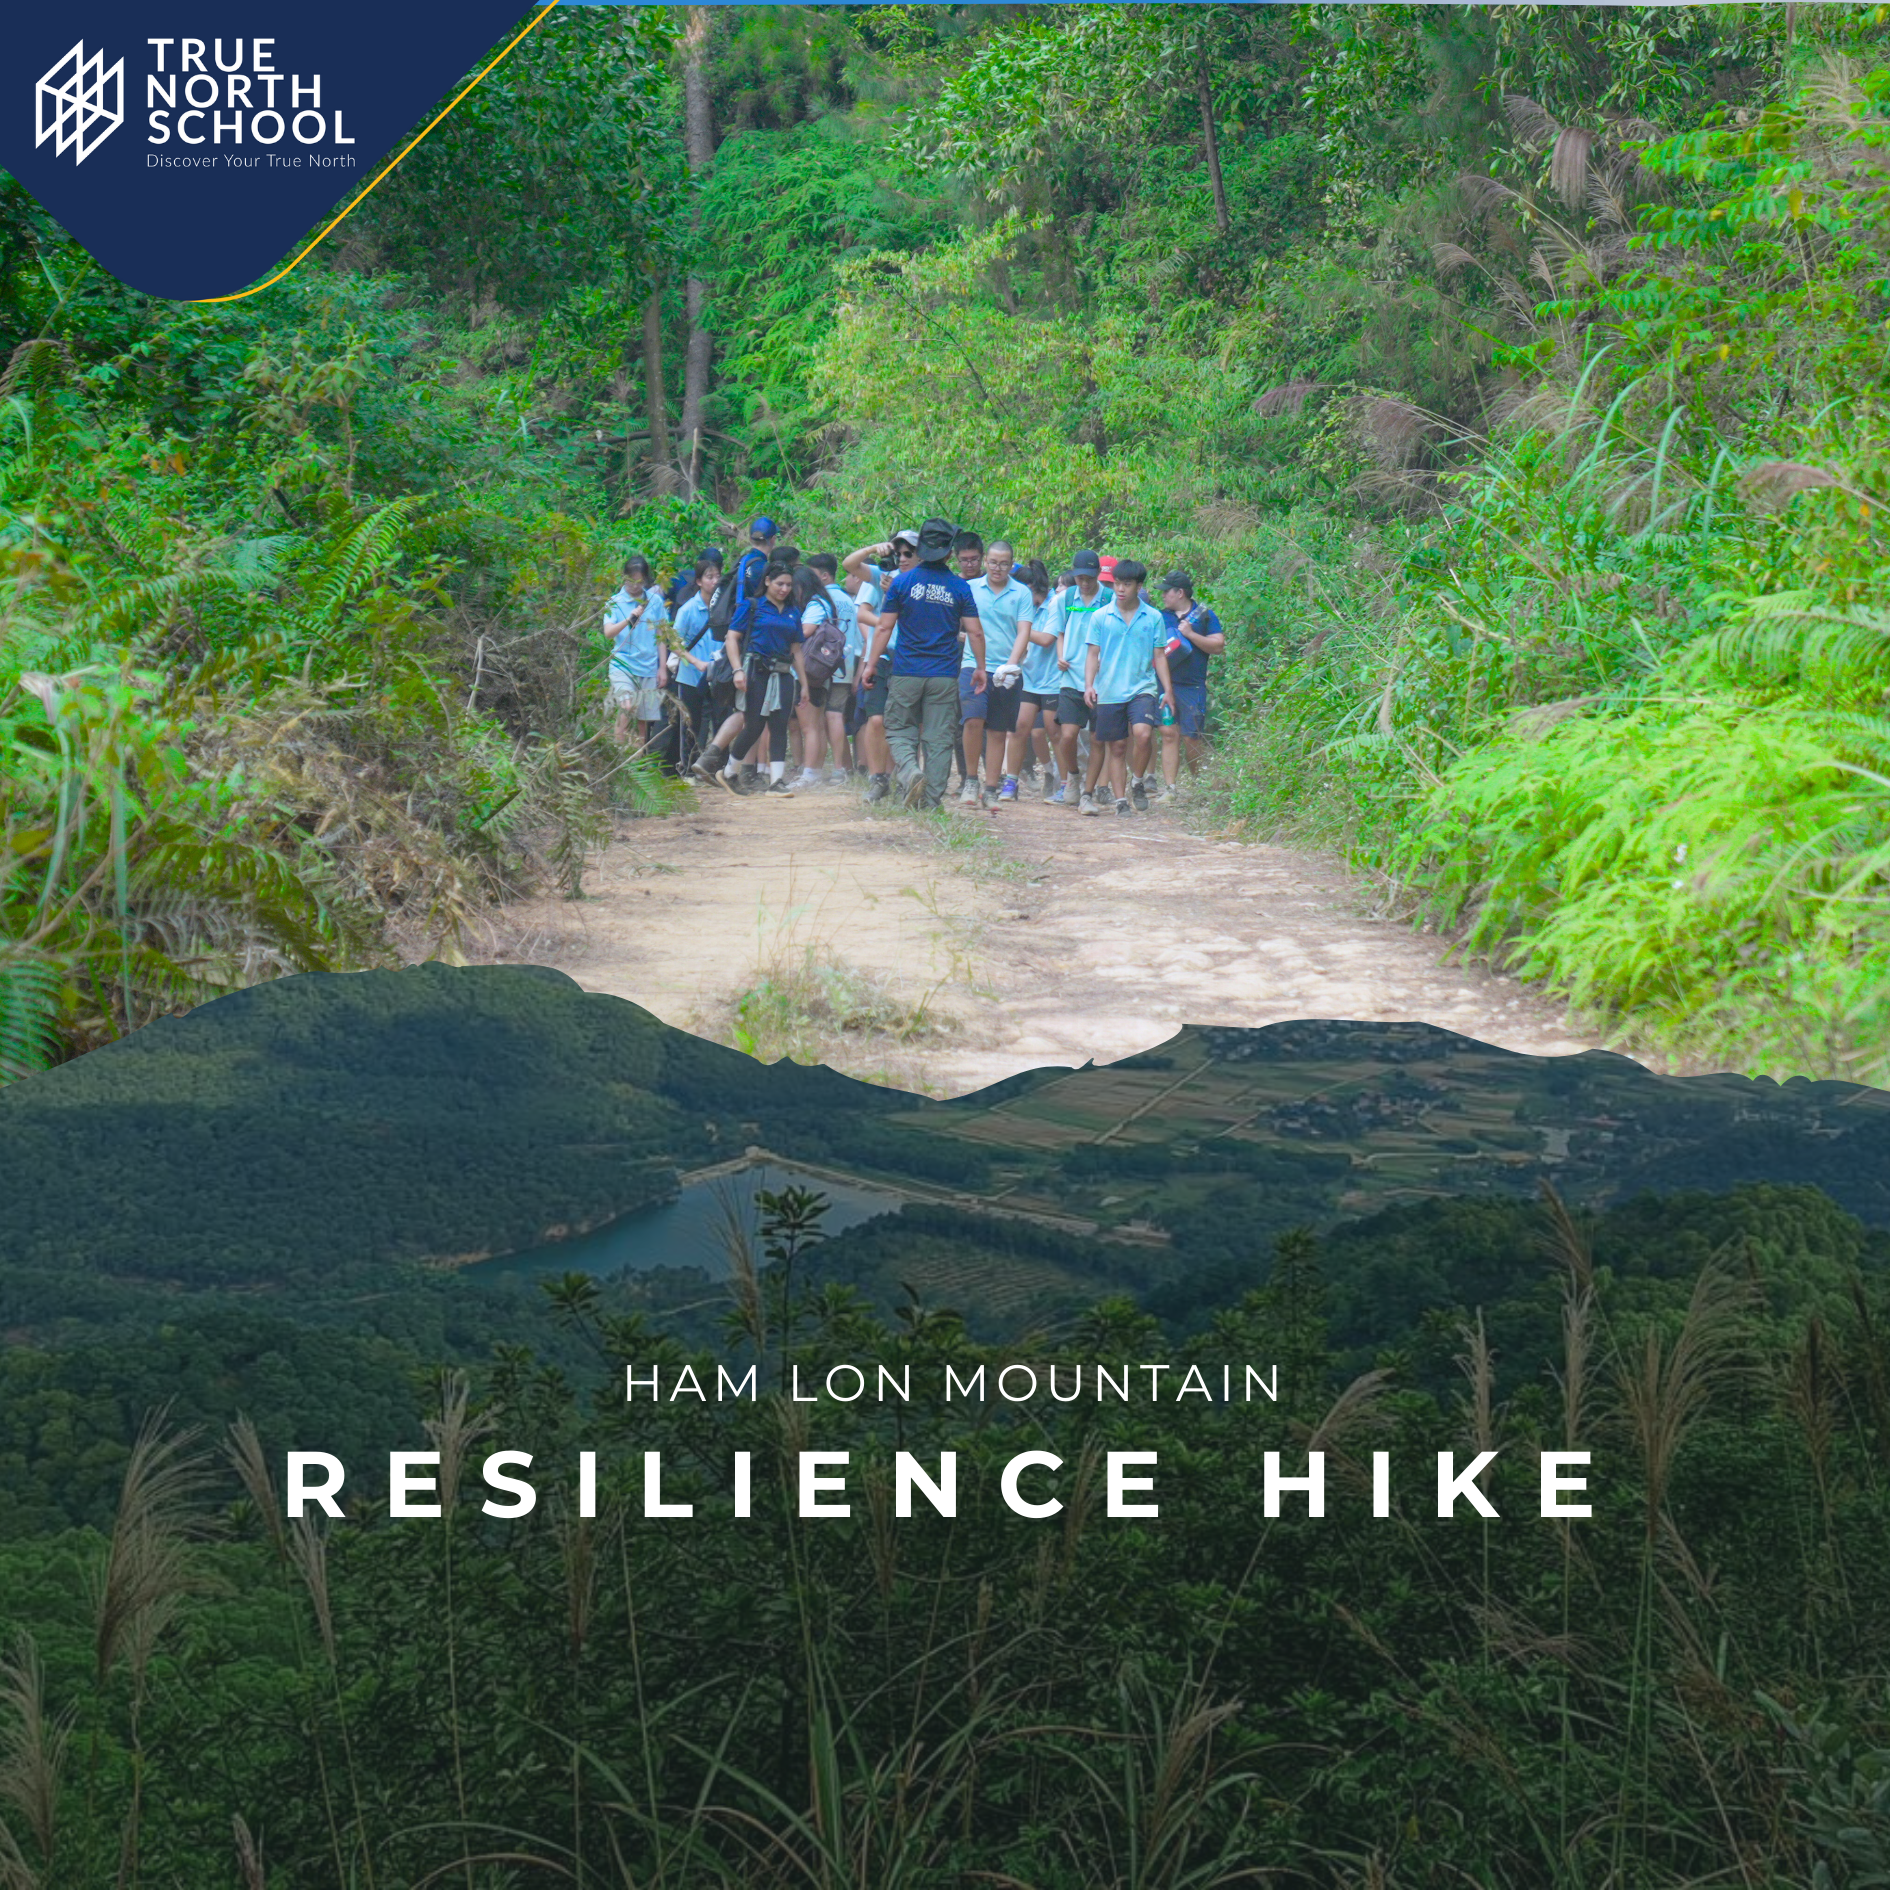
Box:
[602,514,1225,815]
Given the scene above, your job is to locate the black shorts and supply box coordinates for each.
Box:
[1021,689,1058,712]
[806,677,834,711]
[1056,687,1092,732]
[983,677,1021,736]
[858,667,891,720]
[1094,694,1158,743]
[710,665,739,721]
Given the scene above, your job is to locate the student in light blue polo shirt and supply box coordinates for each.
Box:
[604,555,669,750]
[1001,557,1062,800]
[1045,549,1113,809]
[798,551,860,787]
[669,556,723,761]
[1082,558,1175,817]
[963,541,1036,808]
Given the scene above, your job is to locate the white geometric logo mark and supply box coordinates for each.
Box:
[35,42,125,166]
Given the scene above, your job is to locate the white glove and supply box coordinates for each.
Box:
[993,663,1023,687]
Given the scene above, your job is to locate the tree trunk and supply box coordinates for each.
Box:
[1197,56,1230,238]
[642,279,674,496]
[678,6,715,498]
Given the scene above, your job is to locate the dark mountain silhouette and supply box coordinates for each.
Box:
[5,971,1890,1293]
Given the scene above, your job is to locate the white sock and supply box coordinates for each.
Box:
[770,761,785,783]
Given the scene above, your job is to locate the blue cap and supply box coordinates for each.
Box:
[750,516,779,540]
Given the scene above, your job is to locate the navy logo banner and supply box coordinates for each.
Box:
[4,5,547,301]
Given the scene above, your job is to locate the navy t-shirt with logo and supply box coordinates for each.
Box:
[881,564,979,678]
[1161,605,1223,689]
[737,598,807,664]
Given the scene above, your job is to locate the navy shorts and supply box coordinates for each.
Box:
[983,675,1021,735]
[1056,687,1092,732]
[858,667,891,720]
[1171,683,1208,738]
[1094,694,1158,743]
[957,669,987,720]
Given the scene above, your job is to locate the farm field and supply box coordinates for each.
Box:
[843,1022,1890,1235]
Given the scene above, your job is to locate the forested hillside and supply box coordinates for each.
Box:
[0,1175,1887,1884]
[5,4,1890,1084]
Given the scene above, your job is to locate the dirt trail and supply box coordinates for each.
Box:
[493,781,1599,1095]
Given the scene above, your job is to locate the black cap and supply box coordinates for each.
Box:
[1071,549,1101,575]
[1112,558,1148,584]
[916,517,956,565]
[1160,569,1193,595]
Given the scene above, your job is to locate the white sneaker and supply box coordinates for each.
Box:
[826,769,850,786]
[795,768,822,790]
[959,780,980,806]
[1080,792,1102,816]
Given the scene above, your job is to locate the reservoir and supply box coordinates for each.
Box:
[474,1162,906,1284]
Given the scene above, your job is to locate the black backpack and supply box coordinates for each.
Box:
[707,548,766,638]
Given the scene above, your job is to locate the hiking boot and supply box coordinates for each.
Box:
[767,777,795,797]
[1116,796,1133,817]
[1131,776,1149,814]
[998,776,1019,803]
[959,779,980,807]
[901,770,928,809]
[1080,792,1102,816]
[691,743,728,784]
[864,772,891,805]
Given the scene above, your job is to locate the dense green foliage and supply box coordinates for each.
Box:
[7,19,1890,1881]
[8,5,1890,1081]
[781,5,1890,1079]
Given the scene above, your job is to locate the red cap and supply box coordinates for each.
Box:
[1097,555,1119,580]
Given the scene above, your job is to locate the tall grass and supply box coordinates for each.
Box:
[0,1197,1885,1884]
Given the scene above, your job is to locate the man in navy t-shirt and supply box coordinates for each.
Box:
[842,528,918,803]
[1157,569,1226,799]
[862,517,984,809]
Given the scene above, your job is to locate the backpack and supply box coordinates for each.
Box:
[797,577,847,688]
[707,548,766,638]
[701,549,764,689]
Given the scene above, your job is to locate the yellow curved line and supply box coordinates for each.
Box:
[191,4,560,304]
